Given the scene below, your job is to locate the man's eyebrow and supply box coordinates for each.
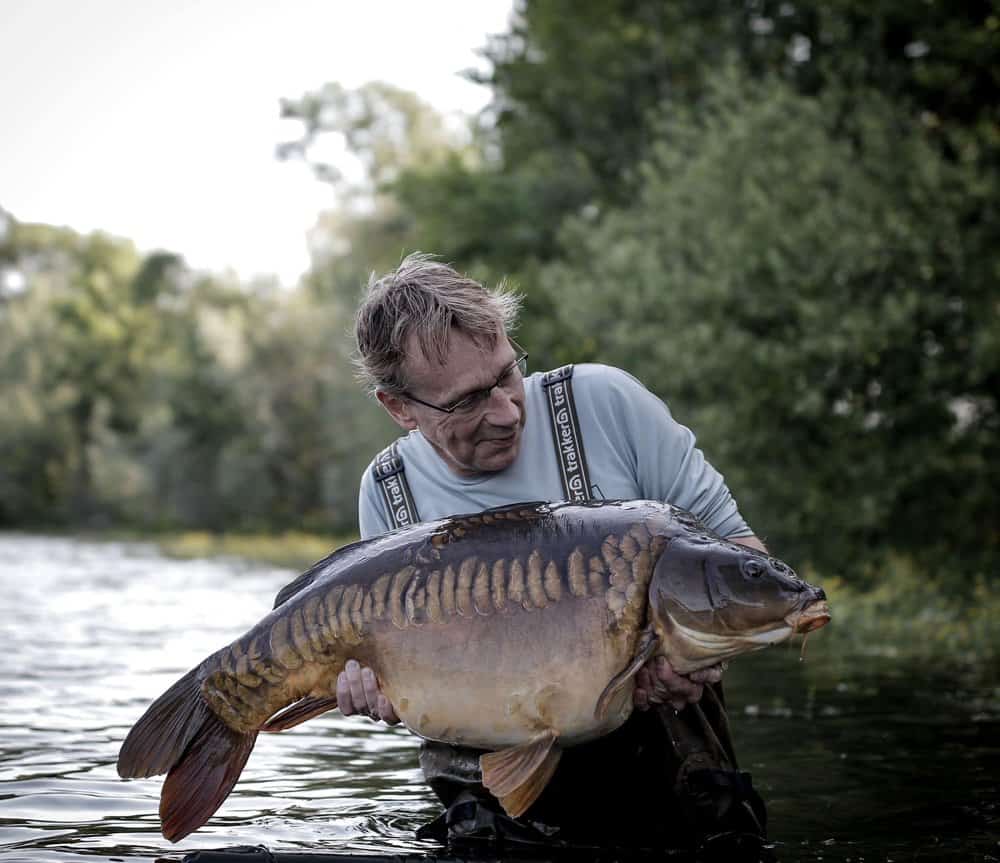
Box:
[441,373,496,405]
[441,351,517,404]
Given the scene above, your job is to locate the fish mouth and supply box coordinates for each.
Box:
[785,599,831,634]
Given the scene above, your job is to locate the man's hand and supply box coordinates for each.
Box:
[336,659,400,725]
[633,655,726,712]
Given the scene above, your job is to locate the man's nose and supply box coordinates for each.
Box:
[484,386,520,426]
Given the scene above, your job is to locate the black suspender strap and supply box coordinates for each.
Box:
[372,441,420,529]
[541,365,593,502]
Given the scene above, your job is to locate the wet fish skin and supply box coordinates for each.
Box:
[647,513,829,673]
[116,499,829,841]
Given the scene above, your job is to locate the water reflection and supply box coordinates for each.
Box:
[0,534,997,862]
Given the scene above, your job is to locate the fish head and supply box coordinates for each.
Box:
[647,535,830,673]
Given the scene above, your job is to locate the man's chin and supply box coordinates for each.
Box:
[475,436,520,473]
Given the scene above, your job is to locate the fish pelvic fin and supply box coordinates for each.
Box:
[260,695,339,732]
[594,626,660,722]
[159,712,257,842]
[480,729,562,819]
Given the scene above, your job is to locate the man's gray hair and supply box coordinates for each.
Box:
[354,252,522,395]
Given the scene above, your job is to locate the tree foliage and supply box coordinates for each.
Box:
[0,217,394,532]
[1,2,997,583]
[539,71,998,577]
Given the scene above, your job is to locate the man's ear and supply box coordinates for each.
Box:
[376,390,419,431]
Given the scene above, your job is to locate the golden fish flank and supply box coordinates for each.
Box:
[290,608,314,663]
[491,560,508,612]
[350,581,366,633]
[405,574,428,625]
[619,532,639,561]
[268,616,301,671]
[526,551,547,610]
[401,573,418,624]
[337,583,358,641]
[568,548,588,597]
[302,594,326,654]
[426,570,444,623]
[543,561,562,602]
[457,558,477,617]
[234,653,260,689]
[508,559,526,606]
[442,565,457,616]
[601,534,619,567]
[389,568,414,629]
[246,635,281,685]
[589,556,607,594]
[323,585,345,638]
[474,562,493,616]
[609,555,631,590]
[369,574,390,619]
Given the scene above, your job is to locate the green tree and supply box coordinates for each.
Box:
[0,220,164,523]
[0,215,389,533]
[541,71,998,579]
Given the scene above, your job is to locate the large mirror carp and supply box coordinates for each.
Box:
[117,500,830,841]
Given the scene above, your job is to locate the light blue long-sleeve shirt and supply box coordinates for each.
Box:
[358,363,752,541]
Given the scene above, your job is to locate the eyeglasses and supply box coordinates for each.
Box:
[404,340,528,415]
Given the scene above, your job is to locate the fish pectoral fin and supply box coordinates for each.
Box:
[594,627,661,722]
[480,729,562,819]
[260,695,339,733]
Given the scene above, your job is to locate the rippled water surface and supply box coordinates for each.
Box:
[0,534,997,862]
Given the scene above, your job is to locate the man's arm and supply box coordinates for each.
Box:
[731,534,767,553]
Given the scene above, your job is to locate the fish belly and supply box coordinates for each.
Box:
[370,596,636,749]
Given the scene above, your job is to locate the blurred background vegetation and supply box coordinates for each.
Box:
[1,0,997,601]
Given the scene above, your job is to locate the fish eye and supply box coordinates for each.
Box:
[742,559,766,578]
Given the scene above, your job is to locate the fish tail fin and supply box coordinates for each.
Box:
[118,669,210,779]
[159,714,257,842]
[117,667,257,842]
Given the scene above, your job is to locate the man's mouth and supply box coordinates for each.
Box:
[481,431,517,447]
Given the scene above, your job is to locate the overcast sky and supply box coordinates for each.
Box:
[0,0,513,284]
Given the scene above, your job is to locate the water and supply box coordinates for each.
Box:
[0,534,997,862]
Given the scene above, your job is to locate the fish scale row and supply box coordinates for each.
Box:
[206,524,665,728]
[299,522,663,642]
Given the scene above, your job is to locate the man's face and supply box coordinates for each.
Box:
[379,328,527,477]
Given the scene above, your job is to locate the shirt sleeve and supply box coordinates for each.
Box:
[357,465,392,539]
[596,366,753,538]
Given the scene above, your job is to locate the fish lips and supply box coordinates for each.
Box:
[784,598,832,634]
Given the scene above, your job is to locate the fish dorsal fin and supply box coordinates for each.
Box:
[272,538,372,608]
[594,627,661,722]
[480,500,549,515]
[260,695,340,732]
[480,729,562,818]
[272,570,319,609]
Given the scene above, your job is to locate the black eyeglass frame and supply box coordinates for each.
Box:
[402,339,529,415]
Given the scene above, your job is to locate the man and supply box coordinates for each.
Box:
[337,253,769,850]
